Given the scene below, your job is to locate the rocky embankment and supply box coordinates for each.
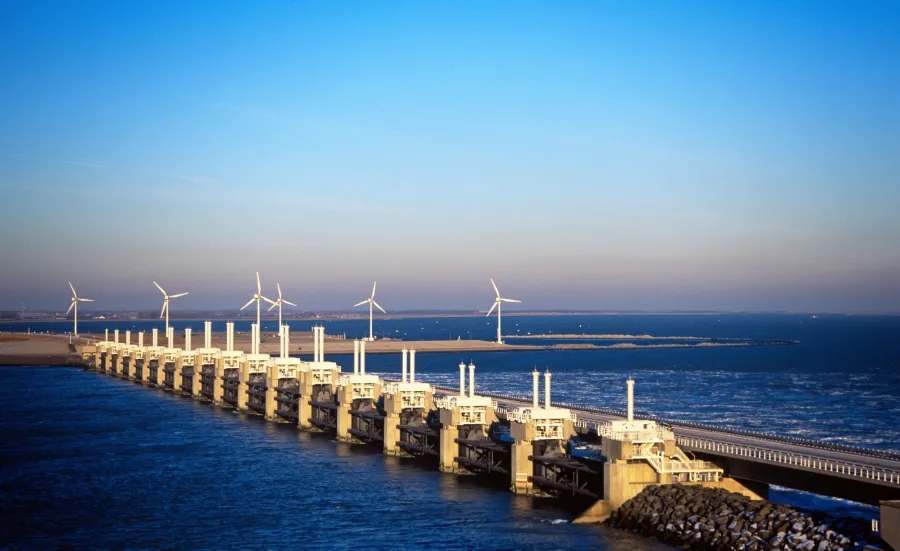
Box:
[607,485,876,551]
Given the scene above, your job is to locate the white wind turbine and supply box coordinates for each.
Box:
[154,281,189,334]
[240,271,271,332]
[266,282,296,329]
[486,278,520,344]
[66,282,94,336]
[354,281,385,341]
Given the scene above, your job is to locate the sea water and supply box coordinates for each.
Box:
[1,314,897,549]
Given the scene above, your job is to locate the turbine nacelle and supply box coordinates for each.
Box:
[154,281,188,327]
[267,283,297,312]
[66,282,94,314]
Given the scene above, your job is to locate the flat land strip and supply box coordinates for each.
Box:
[0,334,83,366]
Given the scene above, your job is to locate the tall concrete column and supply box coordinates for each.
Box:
[402,349,408,383]
[510,440,534,494]
[114,329,119,343]
[237,362,250,411]
[151,358,163,387]
[226,322,234,352]
[409,350,416,383]
[312,327,319,362]
[544,370,551,408]
[627,378,634,422]
[439,422,459,473]
[141,352,150,384]
[336,385,352,442]
[125,331,131,346]
[265,364,277,420]
[603,462,634,509]
[184,328,192,353]
[104,329,108,343]
[297,372,313,430]
[138,332,144,347]
[360,340,366,374]
[191,353,202,399]
[175,355,184,393]
[382,394,401,455]
[152,328,158,347]
[213,356,225,405]
[114,351,123,375]
[204,321,212,349]
[353,340,359,374]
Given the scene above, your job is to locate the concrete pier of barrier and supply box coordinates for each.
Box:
[76,330,900,538]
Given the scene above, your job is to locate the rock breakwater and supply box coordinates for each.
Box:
[606,485,875,551]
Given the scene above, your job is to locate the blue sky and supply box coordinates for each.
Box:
[1,1,897,313]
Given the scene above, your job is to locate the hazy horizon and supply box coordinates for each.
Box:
[2,1,897,314]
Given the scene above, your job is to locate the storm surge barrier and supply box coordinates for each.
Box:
[80,327,899,536]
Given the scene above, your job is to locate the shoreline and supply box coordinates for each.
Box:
[0,331,799,366]
[4,311,898,326]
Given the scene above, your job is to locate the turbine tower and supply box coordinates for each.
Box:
[66,282,94,336]
[154,281,188,334]
[240,271,271,334]
[486,278,520,344]
[353,281,385,341]
[266,282,296,329]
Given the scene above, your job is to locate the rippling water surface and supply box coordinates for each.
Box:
[2,315,897,549]
[0,367,667,551]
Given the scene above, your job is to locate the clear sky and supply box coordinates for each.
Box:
[1,1,897,313]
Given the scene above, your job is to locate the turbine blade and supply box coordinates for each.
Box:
[500,298,521,303]
[78,298,94,302]
[267,302,278,312]
[240,297,256,310]
[153,281,165,295]
[261,295,276,305]
[169,292,188,299]
[68,281,76,297]
[371,280,377,298]
[277,282,282,300]
[160,301,167,319]
[353,300,368,307]
[372,300,386,314]
[486,302,497,316]
[256,271,261,293]
[491,278,500,297]
[66,302,75,315]
[283,300,297,307]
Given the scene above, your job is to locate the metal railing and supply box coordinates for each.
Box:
[674,435,900,485]
[417,384,900,486]
[448,386,900,460]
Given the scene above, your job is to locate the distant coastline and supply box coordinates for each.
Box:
[3,310,896,324]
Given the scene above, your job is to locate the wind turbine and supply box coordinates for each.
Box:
[154,281,188,334]
[486,278,520,344]
[240,271,272,332]
[66,282,94,336]
[266,282,296,329]
[353,281,385,341]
